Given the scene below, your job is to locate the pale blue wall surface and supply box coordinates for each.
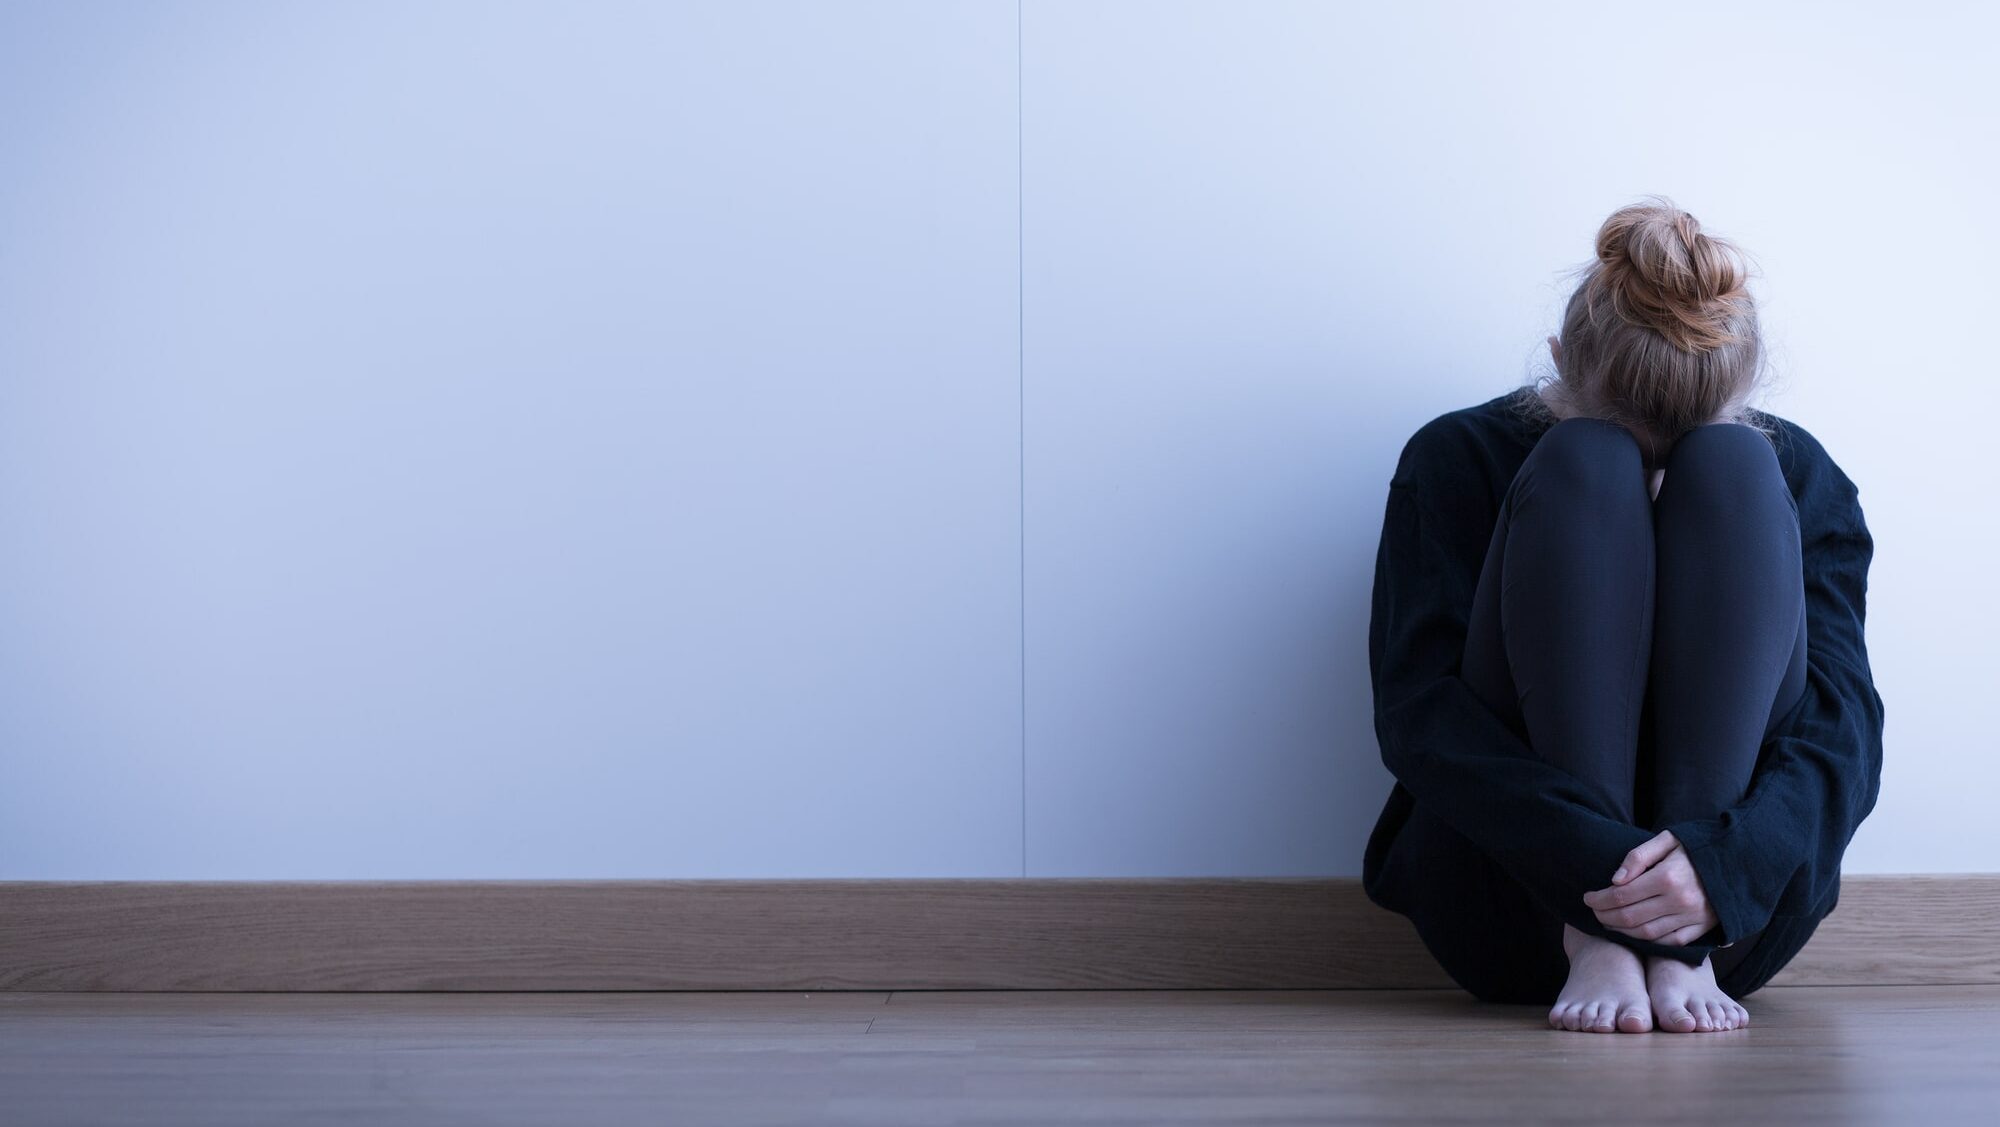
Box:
[0,0,1024,877]
[3,1,1993,877]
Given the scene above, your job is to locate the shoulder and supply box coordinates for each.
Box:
[1390,390,1536,492]
[1749,408,1863,506]
[1750,409,1875,565]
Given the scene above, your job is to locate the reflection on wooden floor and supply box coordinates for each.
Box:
[4,986,1992,1124]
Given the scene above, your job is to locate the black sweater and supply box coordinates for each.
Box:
[1363,389,1885,971]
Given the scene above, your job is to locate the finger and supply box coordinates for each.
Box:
[1629,913,1699,942]
[1658,922,1709,947]
[1600,851,1680,903]
[1612,831,1679,884]
[1585,865,1671,909]
[1594,895,1673,930]
[1610,913,1696,942]
[1591,864,1698,914]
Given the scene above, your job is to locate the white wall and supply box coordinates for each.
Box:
[0,1,1024,878]
[1,1,1991,878]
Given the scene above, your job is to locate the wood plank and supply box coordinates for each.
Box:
[3,987,1998,1124]
[0,876,1992,992]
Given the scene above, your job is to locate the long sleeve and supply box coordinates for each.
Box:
[1660,453,1885,945]
[1368,455,1718,966]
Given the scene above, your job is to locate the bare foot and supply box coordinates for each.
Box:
[1549,924,1652,1033]
[1645,955,1750,1032]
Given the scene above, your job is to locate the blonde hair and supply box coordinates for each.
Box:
[1535,197,1766,443]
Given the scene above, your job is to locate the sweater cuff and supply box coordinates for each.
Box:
[1663,816,1767,947]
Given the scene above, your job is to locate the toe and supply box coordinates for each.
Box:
[1616,1003,1651,1033]
[1734,1004,1751,1028]
[1658,1004,1696,1033]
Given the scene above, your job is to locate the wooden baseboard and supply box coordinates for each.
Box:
[1,876,1992,992]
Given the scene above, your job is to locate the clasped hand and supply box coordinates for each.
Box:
[1582,830,1720,947]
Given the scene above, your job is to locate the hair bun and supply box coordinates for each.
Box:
[1592,197,1751,352]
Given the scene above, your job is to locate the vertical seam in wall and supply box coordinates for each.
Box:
[1016,0,1027,879]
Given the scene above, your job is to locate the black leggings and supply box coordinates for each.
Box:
[1460,416,1809,979]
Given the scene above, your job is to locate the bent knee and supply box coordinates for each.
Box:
[1526,416,1648,502]
[1662,422,1789,509]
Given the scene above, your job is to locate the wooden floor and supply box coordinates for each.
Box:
[3,987,1994,1125]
